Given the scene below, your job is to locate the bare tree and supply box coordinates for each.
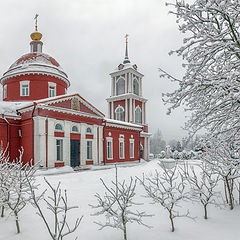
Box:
[0,145,10,218]
[0,147,38,233]
[91,165,151,240]
[5,149,38,233]
[180,161,221,219]
[138,163,192,232]
[28,177,82,240]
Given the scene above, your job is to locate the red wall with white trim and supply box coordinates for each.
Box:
[3,74,67,101]
[103,126,140,164]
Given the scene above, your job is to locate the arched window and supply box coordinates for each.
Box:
[135,107,141,124]
[133,79,139,95]
[116,78,125,95]
[86,127,92,134]
[116,107,124,121]
[72,126,78,132]
[55,123,63,131]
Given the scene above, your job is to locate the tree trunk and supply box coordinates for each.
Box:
[1,206,4,217]
[123,223,127,240]
[14,210,20,234]
[225,177,234,210]
[224,181,228,203]
[169,211,175,232]
[238,182,240,205]
[204,204,208,219]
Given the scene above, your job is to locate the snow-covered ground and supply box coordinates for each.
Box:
[0,159,239,240]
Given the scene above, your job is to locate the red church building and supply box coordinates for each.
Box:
[0,22,151,168]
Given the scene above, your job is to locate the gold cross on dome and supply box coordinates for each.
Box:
[34,14,39,31]
[125,34,129,44]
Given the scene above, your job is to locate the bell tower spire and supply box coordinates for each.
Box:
[123,34,130,64]
[30,14,43,53]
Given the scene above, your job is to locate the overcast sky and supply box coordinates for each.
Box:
[0,0,189,142]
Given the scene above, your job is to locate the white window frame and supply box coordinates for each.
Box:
[135,106,142,124]
[55,123,64,132]
[56,139,63,161]
[71,125,79,133]
[3,85,7,99]
[87,140,93,160]
[106,137,113,160]
[115,106,124,121]
[119,137,125,159]
[20,80,30,96]
[48,82,56,97]
[129,139,134,158]
[86,127,92,134]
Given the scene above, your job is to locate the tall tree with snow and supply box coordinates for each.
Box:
[202,140,240,210]
[161,0,240,142]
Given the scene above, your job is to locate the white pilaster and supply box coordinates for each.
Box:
[142,102,145,124]
[125,98,128,122]
[111,101,114,119]
[93,125,98,164]
[64,120,71,166]
[111,78,114,96]
[98,126,104,164]
[125,74,127,93]
[129,98,132,122]
[114,78,116,96]
[133,99,135,123]
[80,123,86,165]
[144,102,146,123]
[34,116,46,167]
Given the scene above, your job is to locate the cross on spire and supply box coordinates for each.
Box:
[34,14,39,31]
[123,34,130,64]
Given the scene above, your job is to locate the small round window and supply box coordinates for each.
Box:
[55,123,63,131]
[72,126,78,132]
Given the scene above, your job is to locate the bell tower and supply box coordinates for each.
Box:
[107,35,148,126]
[106,35,151,160]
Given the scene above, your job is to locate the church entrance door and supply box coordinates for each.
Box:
[70,140,80,167]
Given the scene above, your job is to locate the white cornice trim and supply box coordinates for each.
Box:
[17,106,34,114]
[110,67,144,77]
[106,122,142,131]
[106,93,148,103]
[38,105,103,120]
[140,132,152,137]
[0,70,70,87]
[40,95,105,118]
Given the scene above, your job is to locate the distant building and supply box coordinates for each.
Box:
[0,20,151,167]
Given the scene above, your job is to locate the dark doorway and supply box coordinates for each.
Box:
[70,139,80,167]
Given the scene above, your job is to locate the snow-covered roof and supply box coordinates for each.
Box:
[1,53,70,86]
[105,118,143,130]
[0,101,32,117]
